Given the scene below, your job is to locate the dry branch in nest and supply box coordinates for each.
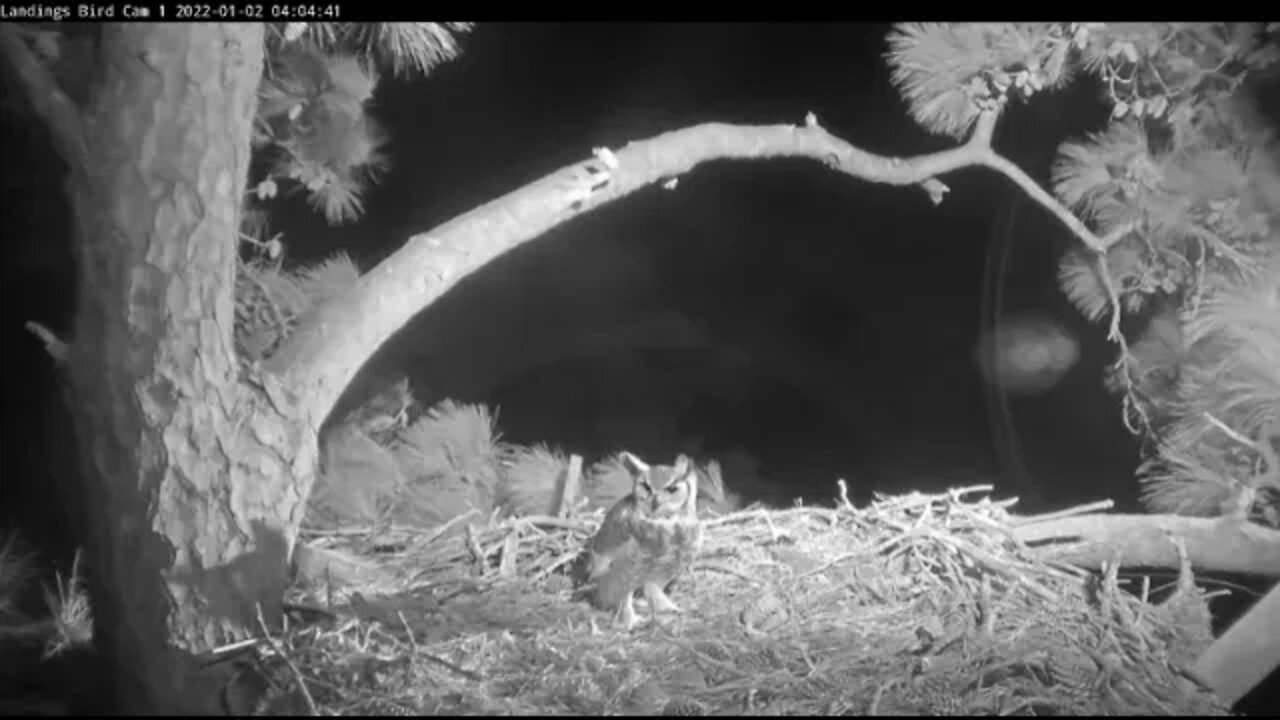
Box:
[242,487,1234,716]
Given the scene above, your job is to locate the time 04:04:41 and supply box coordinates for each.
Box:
[161,5,343,20]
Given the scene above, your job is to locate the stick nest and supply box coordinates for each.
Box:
[240,487,1228,716]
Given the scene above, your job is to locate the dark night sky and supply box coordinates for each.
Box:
[1,22,1142,566]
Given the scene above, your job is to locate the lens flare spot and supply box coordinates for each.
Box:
[974,313,1080,396]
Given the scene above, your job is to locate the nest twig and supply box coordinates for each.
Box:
[270,487,1227,716]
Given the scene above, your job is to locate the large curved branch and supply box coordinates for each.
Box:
[1015,512,1280,577]
[268,113,1118,431]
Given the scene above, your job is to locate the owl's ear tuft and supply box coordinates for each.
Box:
[674,454,693,470]
[619,451,650,478]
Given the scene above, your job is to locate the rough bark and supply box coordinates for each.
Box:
[45,23,310,712]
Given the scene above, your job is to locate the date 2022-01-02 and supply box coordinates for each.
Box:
[0,3,342,21]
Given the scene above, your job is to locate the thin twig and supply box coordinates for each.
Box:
[949,484,996,501]
[532,548,582,583]
[498,531,519,578]
[693,560,763,585]
[1011,499,1115,526]
[1203,412,1255,449]
[660,634,751,680]
[255,605,318,717]
[512,515,591,532]
[704,507,833,528]
[396,610,483,682]
[423,509,480,547]
[836,478,854,511]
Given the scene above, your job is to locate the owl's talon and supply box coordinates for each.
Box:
[615,594,640,631]
[645,583,682,615]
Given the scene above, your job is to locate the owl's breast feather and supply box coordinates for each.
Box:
[589,544,646,610]
[584,548,612,580]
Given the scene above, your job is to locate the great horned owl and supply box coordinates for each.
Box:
[580,452,703,631]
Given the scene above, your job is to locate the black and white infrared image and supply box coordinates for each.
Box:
[1,20,1279,716]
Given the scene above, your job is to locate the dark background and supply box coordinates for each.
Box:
[1,22,1273,711]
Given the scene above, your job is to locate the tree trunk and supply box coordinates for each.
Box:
[59,23,314,713]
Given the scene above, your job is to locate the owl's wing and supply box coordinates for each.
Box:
[590,497,640,548]
[586,504,642,580]
[585,534,642,583]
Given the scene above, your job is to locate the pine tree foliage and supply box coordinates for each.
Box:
[887,23,1078,139]
[295,252,363,309]
[250,22,472,224]
[499,444,573,518]
[887,22,1280,521]
[234,248,361,365]
[1138,445,1240,518]
[343,22,476,79]
[389,401,508,527]
[307,378,418,530]
[309,422,408,529]
[1140,255,1280,518]
[396,401,505,480]
[233,22,472,370]
[1057,241,1161,322]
